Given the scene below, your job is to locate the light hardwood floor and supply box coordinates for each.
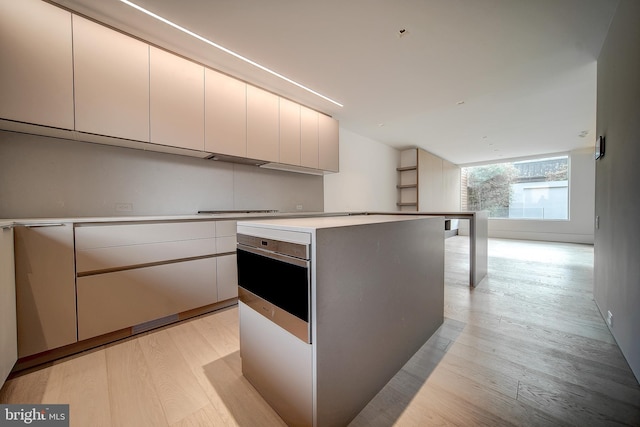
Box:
[2,237,639,426]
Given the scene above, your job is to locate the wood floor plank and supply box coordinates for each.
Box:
[446,325,640,407]
[517,379,640,426]
[138,330,210,425]
[105,339,168,427]
[200,350,287,427]
[0,365,52,404]
[465,321,638,389]
[391,369,515,426]
[425,363,570,427]
[432,352,520,400]
[170,404,228,427]
[496,315,630,370]
[354,367,465,427]
[167,319,285,427]
[165,320,239,426]
[42,350,112,427]
[193,310,240,357]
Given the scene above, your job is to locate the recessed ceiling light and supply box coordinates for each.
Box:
[118,0,343,108]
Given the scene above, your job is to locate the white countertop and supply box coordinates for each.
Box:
[237,214,439,233]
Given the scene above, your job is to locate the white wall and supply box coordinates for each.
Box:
[460,147,595,244]
[324,128,399,212]
[0,130,324,218]
[594,0,640,382]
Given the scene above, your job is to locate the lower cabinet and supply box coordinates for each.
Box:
[1,226,17,386]
[11,219,239,360]
[14,223,77,358]
[217,254,238,301]
[77,257,217,340]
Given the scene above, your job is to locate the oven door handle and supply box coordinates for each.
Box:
[237,243,310,269]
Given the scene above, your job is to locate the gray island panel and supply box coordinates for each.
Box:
[313,216,444,427]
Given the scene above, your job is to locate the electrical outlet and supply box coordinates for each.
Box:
[115,202,133,212]
[296,204,303,211]
[607,310,613,327]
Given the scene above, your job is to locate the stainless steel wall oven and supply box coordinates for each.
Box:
[236,234,311,343]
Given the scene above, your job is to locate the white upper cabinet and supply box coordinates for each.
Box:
[205,68,247,157]
[73,15,150,142]
[0,0,73,129]
[150,47,204,151]
[319,113,339,172]
[300,106,319,169]
[0,1,339,171]
[247,85,279,162]
[279,98,301,166]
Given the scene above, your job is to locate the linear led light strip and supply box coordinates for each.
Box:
[118,0,343,108]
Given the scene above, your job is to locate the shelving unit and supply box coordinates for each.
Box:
[396,147,462,217]
[397,152,418,211]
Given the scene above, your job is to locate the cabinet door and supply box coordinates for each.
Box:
[73,16,150,141]
[205,68,247,157]
[150,47,204,151]
[319,114,339,172]
[217,254,238,301]
[0,227,16,386]
[417,149,444,211]
[279,98,301,166]
[247,85,279,162]
[300,106,319,169]
[0,0,73,129]
[77,258,217,340]
[442,159,461,211]
[14,224,76,357]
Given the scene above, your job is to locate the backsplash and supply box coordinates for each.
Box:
[0,130,323,218]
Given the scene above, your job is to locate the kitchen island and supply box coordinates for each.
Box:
[236,215,445,427]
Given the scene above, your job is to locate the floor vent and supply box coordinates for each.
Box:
[132,314,180,334]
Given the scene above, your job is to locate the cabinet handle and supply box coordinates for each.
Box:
[24,223,65,228]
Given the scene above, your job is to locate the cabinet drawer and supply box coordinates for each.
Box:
[75,221,216,250]
[76,238,216,273]
[217,236,237,254]
[216,220,237,237]
[77,258,216,340]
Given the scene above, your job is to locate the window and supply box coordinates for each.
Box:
[461,156,569,220]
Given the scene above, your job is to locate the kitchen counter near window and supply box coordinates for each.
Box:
[2,210,487,288]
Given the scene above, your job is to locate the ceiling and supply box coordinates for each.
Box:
[50,0,619,165]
